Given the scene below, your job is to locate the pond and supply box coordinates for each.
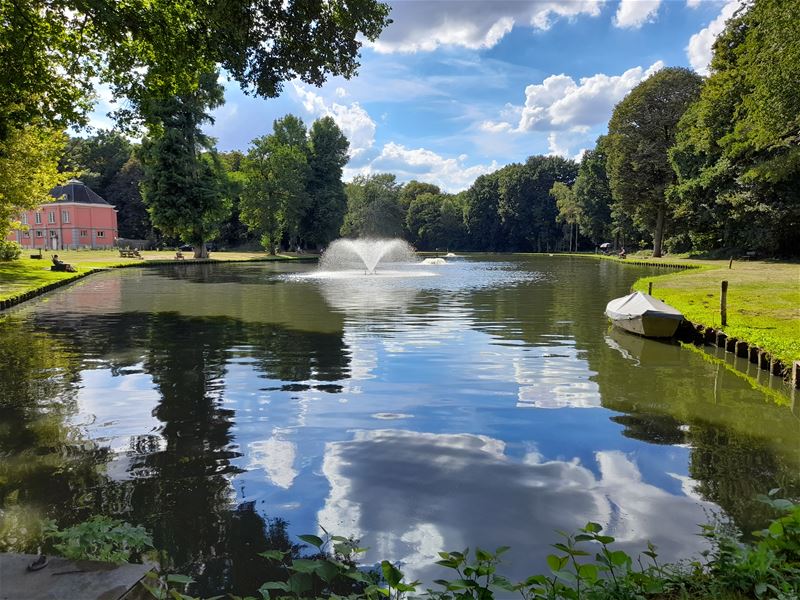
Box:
[1,255,798,596]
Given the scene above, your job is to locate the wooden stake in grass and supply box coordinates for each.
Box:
[720,280,728,327]
[648,281,653,295]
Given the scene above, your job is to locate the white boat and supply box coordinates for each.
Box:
[605,292,684,338]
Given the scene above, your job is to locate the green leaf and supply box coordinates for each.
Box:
[259,582,289,592]
[298,534,324,548]
[381,560,403,588]
[166,574,194,585]
[546,554,561,572]
[258,550,286,561]
[577,564,598,583]
[475,547,492,561]
[584,522,602,533]
[289,559,319,574]
[495,546,510,555]
[287,572,313,595]
[609,550,630,567]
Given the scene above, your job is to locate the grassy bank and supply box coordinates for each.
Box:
[622,257,799,366]
[0,249,310,303]
[557,251,799,366]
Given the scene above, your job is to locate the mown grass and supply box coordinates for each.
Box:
[0,249,307,302]
[606,255,800,366]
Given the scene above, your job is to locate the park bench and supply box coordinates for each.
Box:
[174,250,185,260]
[119,248,143,259]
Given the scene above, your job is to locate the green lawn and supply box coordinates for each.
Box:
[621,256,800,365]
[0,249,307,302]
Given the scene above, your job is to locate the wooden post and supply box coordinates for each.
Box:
[728,256,733,269]
[720,281,728,327]
[648,281,653,295]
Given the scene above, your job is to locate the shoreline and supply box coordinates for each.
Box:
[580,252,799,386]
[0,253,316,311]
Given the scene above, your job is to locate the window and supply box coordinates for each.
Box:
[80,230,88,237]
[36,231,43,237]
[62,210,70,223]
[35,212,41,224]
[96,231,105,238]
[21,214,28,225]
[48,212,55,224]
[22,232,30,238]
[50,230,57,237]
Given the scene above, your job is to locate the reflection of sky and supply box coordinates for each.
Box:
[41,258,780,583]
[317,429,712,582]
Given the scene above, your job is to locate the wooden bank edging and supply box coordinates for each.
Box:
[0,255,318,312]
[675,320,800,388]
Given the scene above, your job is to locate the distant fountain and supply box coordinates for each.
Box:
[319,238,417,274]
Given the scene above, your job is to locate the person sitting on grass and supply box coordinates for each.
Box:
[618,247,626,259]
[51,254,77,272]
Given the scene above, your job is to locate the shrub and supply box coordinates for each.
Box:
[0,240,22,261]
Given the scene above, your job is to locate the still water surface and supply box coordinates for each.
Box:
[1,256,797,595]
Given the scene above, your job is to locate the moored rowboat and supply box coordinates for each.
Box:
[605,292,684,338]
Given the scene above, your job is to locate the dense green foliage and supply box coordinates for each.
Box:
[606,68,703,257]
[0,126,69,240]
[140,74,230,258]
[0,0,390,142]
[669,0,800,255]
[342,174,406,239]
[241,115,349,253]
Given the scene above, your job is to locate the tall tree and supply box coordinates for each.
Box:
[464,173,502,251]
[550,182,579,252]
[573,139,614,246]
[341,174,404,238]
[59,132,133,200]
[105,157,152,240]
[302,117,349,249]
[670,0,800,255]
[240,134,309,254]
[406,192,444,249]
[140,73,230,258]
[607,67,703,257]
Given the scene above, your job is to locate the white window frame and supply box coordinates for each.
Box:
[21,214,28,224]
[36,230,44,237]
[80,230,88,237]
[96,231,105,238]
[35,212,41,224]
[48,211,55,224]
[62,210,70,223]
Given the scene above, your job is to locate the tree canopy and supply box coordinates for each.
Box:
[140,73,230,257]
[0,0,391,140]
[607,67,703,257]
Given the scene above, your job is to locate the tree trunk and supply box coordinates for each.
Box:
[193,243,208,259]
[653,206,665,257]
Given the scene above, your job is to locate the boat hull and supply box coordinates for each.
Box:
[608,313,681,338]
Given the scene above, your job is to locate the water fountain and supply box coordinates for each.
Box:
[319,238,418,275]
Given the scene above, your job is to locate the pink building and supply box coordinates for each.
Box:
[7,180,119,250]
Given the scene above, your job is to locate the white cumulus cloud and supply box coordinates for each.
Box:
[370,1,604,53]
[347,142,498,193]
[614,0,662,29]
[483,61,664,134]
[686,0,744,75]
[293,84,376,161]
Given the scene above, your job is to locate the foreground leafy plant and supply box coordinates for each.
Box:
[47,515,152,564]
[145,495,800,600]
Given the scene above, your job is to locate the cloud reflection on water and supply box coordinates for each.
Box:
[318,429,712,583]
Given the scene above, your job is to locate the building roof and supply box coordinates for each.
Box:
[50,179,111,205]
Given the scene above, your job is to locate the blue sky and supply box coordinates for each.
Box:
[92,0,740,191]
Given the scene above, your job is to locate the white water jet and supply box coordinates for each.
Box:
[319,238,417,274]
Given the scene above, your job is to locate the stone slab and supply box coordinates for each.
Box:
[0,553,153,600]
